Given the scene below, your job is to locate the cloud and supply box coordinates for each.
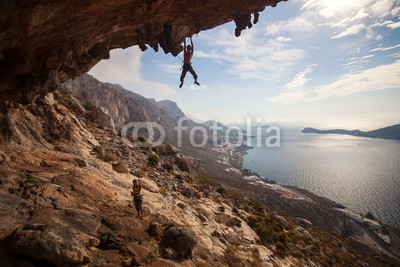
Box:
[284,64,317,91]
[346,55,375,61]
[387,21,400,29]
[266,14,315,35]
[369,19,400,30]
[369,0,396,17]
[197,28,305,82]
[369,20,392,28]
[276,36,292,42]
[331,24,366,39]
[268,0,399,40]
[267,61,400,103]
[340,54,375,72]
[158,63,182,75]
[370,43,400,52]
[187,84,208,91]
[388,52,400,59]
[89,47,176,96]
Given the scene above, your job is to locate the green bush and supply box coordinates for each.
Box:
[54,92,74,106]
[248,215,291,257]
[83,102,96,111]
[93,146,105,160]
[138,136,146,142]
[148,154,159,166]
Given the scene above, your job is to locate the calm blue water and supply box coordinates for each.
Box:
[243,128,400,228]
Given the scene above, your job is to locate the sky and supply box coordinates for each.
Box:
[89,0,400,130]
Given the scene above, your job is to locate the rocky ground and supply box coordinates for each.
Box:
[1,93,399,266]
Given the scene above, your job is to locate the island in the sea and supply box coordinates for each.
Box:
[302,124,400,140]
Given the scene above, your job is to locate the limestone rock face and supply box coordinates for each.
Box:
[62,74,203,148]
[0,0,285,103]
[156,100,185,121]
[86,107,116,131]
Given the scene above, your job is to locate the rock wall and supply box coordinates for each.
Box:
[61,74,192,145]
[0,0,285,103]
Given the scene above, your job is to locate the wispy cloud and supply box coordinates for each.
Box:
[284,64,317,91]
[346,55,375,61]
[187,84,208,91]
[268,61,400,103]
[89,47,176,97]
[197,28,305,82]
[331,24,366,39]
[266,14,315,35]
[340,54,375,72]
[276,36,292,42]
[370,43,400,52]
[388,52,400,59]
[268,0,399,40]
[387,21,400,29]
[158,63,182,75]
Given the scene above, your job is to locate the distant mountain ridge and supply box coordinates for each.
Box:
[62,74,196,145]
[201,120,229,131]
[302,124,400,140]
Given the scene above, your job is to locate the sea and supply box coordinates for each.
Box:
[243,127,400,228]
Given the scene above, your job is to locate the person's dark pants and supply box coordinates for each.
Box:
[133,195,143,212]
[180,63,198,83]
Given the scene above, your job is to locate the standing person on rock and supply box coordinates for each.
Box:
[179,36,200,88]
[132,178,143,219]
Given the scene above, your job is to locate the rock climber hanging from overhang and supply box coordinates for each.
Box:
[179,36,200,88]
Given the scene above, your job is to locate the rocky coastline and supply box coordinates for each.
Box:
[219,135,400,261]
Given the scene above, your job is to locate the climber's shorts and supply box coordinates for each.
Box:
[133,195,143,211]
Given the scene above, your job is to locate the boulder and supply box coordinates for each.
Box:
[7,224,91,265]
[141,177,160,193]
[147,222,164,241]
[174,154,200,175]
[158,144,180,155]
[295,218,313,228]
[159,226,197,260]
[225,228,241,245]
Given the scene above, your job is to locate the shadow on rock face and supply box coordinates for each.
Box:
[159,225,197,261]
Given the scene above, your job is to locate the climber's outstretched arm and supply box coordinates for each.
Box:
[190,36,194,51]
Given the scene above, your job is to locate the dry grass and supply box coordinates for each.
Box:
[113,161,129,174]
